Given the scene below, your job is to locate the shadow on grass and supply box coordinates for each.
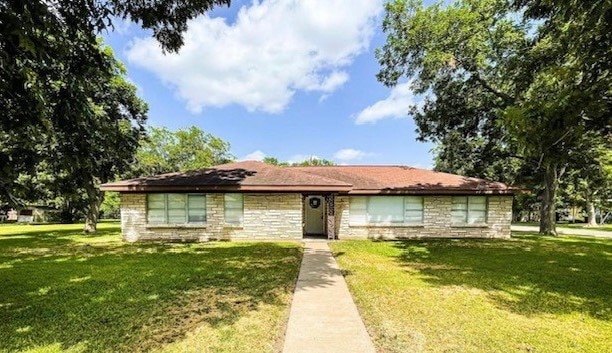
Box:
[390,233,612,320]
[1,223,120,234]
[0,228,302,353]
[1,228,120,246]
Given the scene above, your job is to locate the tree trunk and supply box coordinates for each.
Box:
[84,187,103,234]
[539,164,561,235]
[586,194,598,227]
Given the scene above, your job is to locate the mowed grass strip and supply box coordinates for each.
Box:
[0,223,302,353]
[330,234,612,353]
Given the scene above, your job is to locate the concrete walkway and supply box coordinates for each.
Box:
[512,225,612,238]
[283,242,376,353]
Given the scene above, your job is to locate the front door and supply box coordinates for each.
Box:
[304,195,326,235]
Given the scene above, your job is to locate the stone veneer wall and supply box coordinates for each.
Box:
[120,193,512,241]
[335,195,513,239]
[119,193,302,242]
[223,193,302,240]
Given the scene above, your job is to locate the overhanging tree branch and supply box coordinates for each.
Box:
[454,57,515,104]
[471,72,515,104]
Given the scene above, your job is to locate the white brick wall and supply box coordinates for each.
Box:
[119,193,512,241]
[335,195,513,239]
[119,193,302,242]
[223,193,302,239]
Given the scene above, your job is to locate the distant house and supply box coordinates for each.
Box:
[100,161,515,242]
[15,206,58,223]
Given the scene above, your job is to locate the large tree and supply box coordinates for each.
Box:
[63,46,147,233]
[561,136,612,226]
[377,0,611,235]
[0,0,230,223]
[10,45,147,231]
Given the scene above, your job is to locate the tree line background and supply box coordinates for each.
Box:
[1,0,610,234]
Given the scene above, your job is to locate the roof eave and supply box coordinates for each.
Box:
[348,188,516,195]
[99,184,352,193]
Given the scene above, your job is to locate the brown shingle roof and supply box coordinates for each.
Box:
[100,161,352,192]
[289,165,511,194]
[100,161,514,194]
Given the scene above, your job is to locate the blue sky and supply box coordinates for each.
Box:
[103,0,434,168]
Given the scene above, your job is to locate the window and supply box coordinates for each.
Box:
[349,196,424,225]
[167,194,186,223]
[187,194,206,223]
[147,194,166,224]
[224,193,244,225]
[147,194,206,224]
[368,196,405,224]
[404,196,424,224]
[452,196,487,224]
[349,196,367,225]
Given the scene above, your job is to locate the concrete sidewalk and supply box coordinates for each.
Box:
[512,225,612,238]
[282,242,376,353]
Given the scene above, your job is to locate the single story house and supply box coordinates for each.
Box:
[100,161,515,242]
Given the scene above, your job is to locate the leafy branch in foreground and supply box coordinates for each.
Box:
[1,1,232,231]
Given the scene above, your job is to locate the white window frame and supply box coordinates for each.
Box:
[146,193,207,225]
[349,196,424,226]
[451,196,488,225]
[224,193,244,225]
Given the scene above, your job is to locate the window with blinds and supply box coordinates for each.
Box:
[451,196,487,224]
[349,196,424,225]
[224,193,244,225]
[187,194,206,223]
[404,196,424,224]
[146,194,206,224]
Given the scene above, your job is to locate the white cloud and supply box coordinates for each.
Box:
[333,148,370,162]
[109,16,134,35]
[239,150,267,161]
[126,0,383,113]
[287,154,320,164]
[355,82,415,124]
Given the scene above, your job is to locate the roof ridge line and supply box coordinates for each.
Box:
[279,165,353,186]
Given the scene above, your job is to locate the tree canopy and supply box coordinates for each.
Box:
[377,0,611,234]
[133,126,234,176]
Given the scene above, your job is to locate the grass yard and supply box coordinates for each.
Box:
[330,234,612,353]
[0,223,302,353]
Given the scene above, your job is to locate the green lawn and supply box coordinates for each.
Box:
[0,223,302,353]
[330,234,612,353]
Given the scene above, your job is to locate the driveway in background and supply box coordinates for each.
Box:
[512,225,612,238]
